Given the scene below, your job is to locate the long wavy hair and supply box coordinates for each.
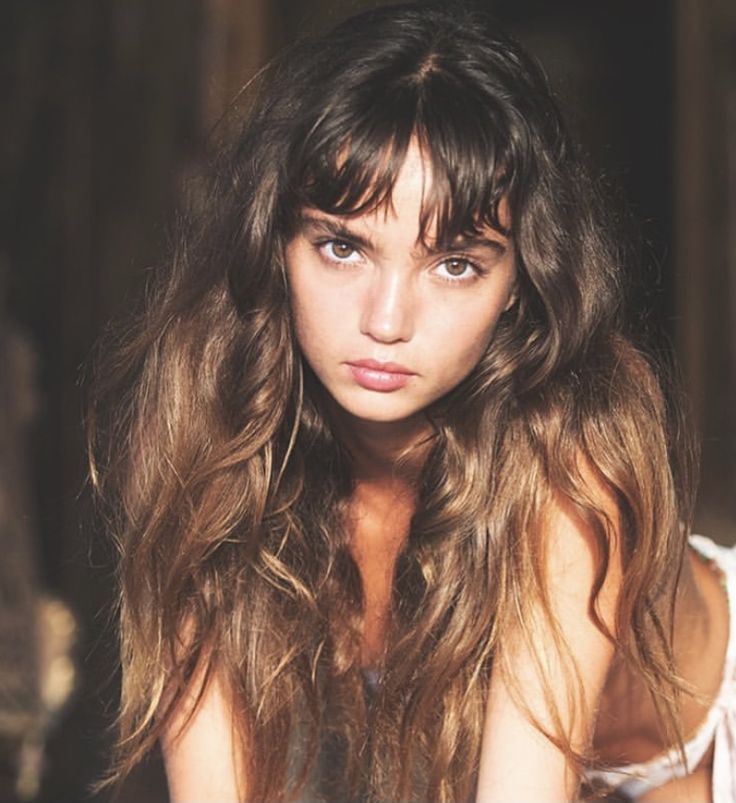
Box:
[88,4,697,801]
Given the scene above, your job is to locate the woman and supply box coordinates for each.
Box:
[88,4,734,801]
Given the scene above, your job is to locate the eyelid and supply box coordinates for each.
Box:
[432,253,487,282]
[314,236,364,264]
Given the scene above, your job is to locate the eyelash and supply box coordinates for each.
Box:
[433,256,485,284]
[314,238,486,284]
[316,238,363,265]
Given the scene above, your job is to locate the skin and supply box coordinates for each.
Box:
[160,144,729,803]
[285,141,518,667]
[285,144,617,801]
[284,142,518,441]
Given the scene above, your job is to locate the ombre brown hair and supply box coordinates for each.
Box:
[88,4,696,801]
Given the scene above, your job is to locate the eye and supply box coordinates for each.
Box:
[318,239,361,264]
[433,257,481,283]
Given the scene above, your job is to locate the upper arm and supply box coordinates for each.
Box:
[160,669,247,803]
[475,483,622,802]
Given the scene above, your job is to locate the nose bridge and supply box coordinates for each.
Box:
[360,262,414,343]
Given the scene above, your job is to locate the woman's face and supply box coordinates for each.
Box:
[285,143,517,429]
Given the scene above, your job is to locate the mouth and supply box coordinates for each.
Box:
[346,359,415,392]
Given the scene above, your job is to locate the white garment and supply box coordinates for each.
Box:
[584,534,736,802]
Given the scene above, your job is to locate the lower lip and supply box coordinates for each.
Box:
[348,364,413,392]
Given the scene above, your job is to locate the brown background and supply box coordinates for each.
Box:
[2,0,735,800]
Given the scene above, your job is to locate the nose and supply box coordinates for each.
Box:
[359,268,414,344]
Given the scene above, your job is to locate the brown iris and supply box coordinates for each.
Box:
[330,241,354,259]
[445,258,468,276]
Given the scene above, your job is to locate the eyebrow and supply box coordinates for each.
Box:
[298,213,508,256]
[299,214,376,253]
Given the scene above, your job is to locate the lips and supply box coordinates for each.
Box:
[346,359,415,392]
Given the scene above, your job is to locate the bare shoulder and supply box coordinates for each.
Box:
[542,464,624,636]
[474,467,622,802]
[160,666,246,803]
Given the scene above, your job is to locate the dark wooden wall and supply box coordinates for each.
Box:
[676,0,736,541]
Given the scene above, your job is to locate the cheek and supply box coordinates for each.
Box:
[434,303,504,361]
[450,326,495,377]
[288,278,342,360]
[430,303,509,391]
[290,296,319,355]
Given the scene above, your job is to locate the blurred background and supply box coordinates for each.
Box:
[1,0,734,800]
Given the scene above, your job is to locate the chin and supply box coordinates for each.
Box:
[346,406,419,425]
[333,393,425,426]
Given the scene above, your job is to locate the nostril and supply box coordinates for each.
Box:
[361,312,412,344]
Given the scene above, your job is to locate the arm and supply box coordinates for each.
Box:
[476,492,622,802]
[160,669,247,803]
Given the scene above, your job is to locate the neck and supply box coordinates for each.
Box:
[330,406,435,488]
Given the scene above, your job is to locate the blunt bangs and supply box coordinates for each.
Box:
[284,53,524,246]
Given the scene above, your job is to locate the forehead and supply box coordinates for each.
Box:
[293,136,512,247]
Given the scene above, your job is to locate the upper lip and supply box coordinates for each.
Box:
[348,359,415,374]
